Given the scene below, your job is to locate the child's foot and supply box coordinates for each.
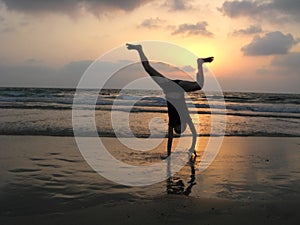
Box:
[198,57,214,65]
[126,43,141,50]
[202,57,214,63]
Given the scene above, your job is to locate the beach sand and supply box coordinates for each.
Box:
[2,195,299,225]
[0,136,299,225]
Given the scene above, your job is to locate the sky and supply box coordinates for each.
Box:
[0,0,300,93]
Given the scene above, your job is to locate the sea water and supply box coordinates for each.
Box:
[0,87,299,137]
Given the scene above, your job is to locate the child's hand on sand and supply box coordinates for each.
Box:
[126,43,142,51]
[188,148,197,158]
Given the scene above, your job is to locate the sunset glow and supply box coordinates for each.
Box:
[0,0,299,93]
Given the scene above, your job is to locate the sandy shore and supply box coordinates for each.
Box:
[1,195,299,225]
[0,135,299,225]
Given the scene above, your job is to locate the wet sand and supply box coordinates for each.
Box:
[2,195,300,225]
[0,136,299,224]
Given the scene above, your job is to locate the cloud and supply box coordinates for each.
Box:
[181,65,196,73]
[0,60,148,88]
[232,25,262,36]
[219,0,265,18]
[253,52,300,92]
[1,26,15,33]
[241,31,298,56]
[0,60,92,88]
[172,21,213,37]
[219,0,300,22]
[271,52,300,69]
[138,17,165,29]
[163,0,193,11]
[26,58,43,64]
[219,72,300,93]
[61,60,92,76]
[0,64,57,87]
[1,0,79,15]
[0,59,197,89]
[272,0,300,15]
[0,0,154,16]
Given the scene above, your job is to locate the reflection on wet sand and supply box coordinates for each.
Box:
[166,156,197,196]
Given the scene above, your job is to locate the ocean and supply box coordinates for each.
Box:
[0,87,299,137]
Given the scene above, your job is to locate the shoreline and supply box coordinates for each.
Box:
[1,133,300,137]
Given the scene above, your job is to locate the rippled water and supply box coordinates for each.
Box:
[0,87,299,137]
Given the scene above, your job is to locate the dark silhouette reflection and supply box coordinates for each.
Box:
[166,156,197,196]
